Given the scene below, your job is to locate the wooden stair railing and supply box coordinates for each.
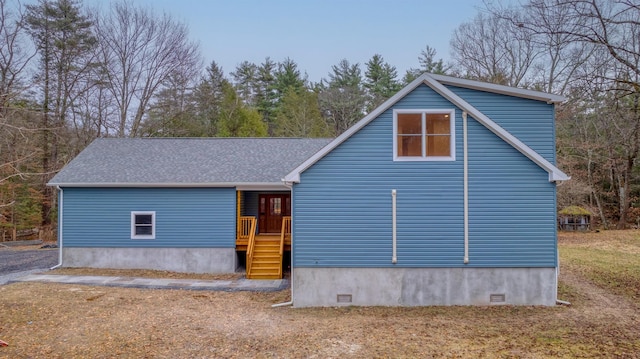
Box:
[243,217,257,276]
[278,216,292,278]
[237,216,255,241]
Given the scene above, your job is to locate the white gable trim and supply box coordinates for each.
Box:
[283,75,430,183]
[422,76,569,182]
[429,74,566,104]
[284,73,570,183]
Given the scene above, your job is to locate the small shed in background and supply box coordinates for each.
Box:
[558,206,591,231]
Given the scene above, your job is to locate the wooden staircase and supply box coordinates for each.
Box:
[247,235,282,279]
[246,216,291,280]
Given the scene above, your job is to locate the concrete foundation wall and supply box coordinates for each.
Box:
[63,247,237,273]
[293,267,556,307]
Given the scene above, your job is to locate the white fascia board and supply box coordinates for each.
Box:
[422,75,570,182]
[549,171,571,182]
[429,74,567,104]
[283,74,432,183]
[47,182,287,188]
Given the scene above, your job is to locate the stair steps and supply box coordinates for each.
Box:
[247,237,282,279]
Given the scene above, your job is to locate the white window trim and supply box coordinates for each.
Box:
[393,109,456,161]
[131,211,156,239]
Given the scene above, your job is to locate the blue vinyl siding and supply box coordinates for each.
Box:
[445,85,557,163]
[62,187,235,248]
[467,118,557,266]
[243,192,259,218]
[293,84,557,268]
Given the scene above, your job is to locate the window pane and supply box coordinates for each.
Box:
[426,114,450,134]
[426,135,451,156]
[135,214,152,225]
[397,113,422,134]
[135,225,153,235]
[271,198,281,215]
[398,135,422,156]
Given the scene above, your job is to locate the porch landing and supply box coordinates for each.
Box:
[236,234,291,251]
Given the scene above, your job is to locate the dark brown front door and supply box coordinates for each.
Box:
[259,194,291,233]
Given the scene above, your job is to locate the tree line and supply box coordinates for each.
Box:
[0,0,638,238]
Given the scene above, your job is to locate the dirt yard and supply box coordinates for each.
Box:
[0,232,639,358]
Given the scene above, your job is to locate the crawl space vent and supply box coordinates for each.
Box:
[336,294,352,303]
[490,294,506,303]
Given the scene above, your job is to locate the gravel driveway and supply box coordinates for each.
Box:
[0,247,58,285]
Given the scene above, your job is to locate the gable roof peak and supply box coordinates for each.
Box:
[284,73,569,183]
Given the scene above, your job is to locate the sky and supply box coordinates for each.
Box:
[93,0,489,83]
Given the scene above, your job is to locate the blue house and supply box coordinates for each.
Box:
[49,73,569,307]
[48,138,330,276]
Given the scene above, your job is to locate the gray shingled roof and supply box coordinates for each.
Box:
[48,138,332,186]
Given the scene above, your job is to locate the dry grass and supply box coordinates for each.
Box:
[0,232,638,358]
[0,242,54,251]
[559,229,640,254]
[49,267,244,281]
[559,230,640,303]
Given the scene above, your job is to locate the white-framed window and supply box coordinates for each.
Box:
[393,109,455,161]
[131,211,155,239]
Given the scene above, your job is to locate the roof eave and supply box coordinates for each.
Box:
[550,172,571,182]
[48,182,288,190]
[428,74,567,104]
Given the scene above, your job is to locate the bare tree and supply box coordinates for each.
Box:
[0,0,34,113]
[95,1,201,137]
[487,0,635,95]
[539,0,640,86]
[556,70,613,227]
[508,0,640,228]
[474,0,640,227]
[68,67,116,145]
[576,76,640,229]
[25,0,97,226]
[0,0,44,234]
[450,11,540,87]
[517,1,594,94]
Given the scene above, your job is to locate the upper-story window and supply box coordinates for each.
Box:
[393,109,455,161]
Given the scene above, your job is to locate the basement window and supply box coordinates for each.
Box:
[131,211,155,239]
[393,109,455,161]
